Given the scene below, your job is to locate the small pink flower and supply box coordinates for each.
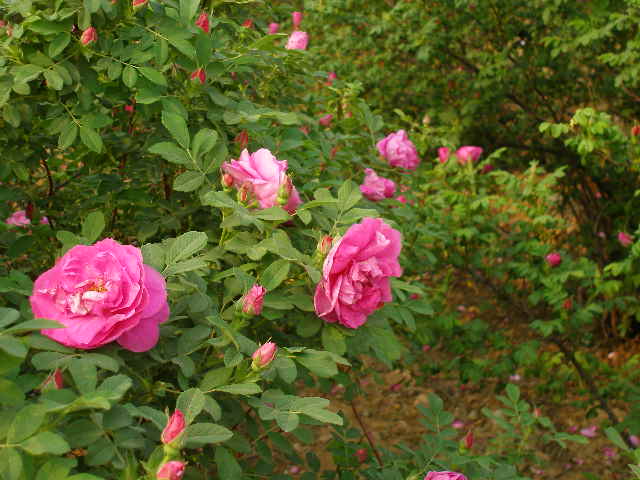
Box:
[286,31,309,50]
[438,147,450,164]
[452,420,465,429]
[157,461,185,480]
[629,434,640,447]
[252,341,277,368]
[422,344,430,352]
[242,284,266,316]
[124,104,134,113]
[80,26,97,45]
[161,410,185,445]
[424,471,467,480]
[618,231,633,247]
[326,71,337,85]
[580,425,598,438]
[455,146,483,165]
[355,448,368,463]
[319,114,333,127]
[288,466,301,474]
[568,425,578,433]
[6,210,31,227]
[314,218,402,329]
[395,195,407,204]
[268,22,279,34]
[481,164,494,174]
[546,252,562,267]
[377,130,420,171]
[292,11,303,29]
[597,231,606,239]
[360,168,396,201]
[195,12,210,34]
[509,373,521,382]
[190,68,206,84]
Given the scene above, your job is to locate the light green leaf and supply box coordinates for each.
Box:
[162,110,190,148]
[275,411,299,432]
[166,231,208,264]
[173,170,205,192]
[81,211,105,243]
[48,33,71,58]
[0,336,27,358]
[260,259,290,291]
[58,122,78,148]
[69,358,97,394]
[20,431,70,455]
[180,0,200,21]
[8,404,47,443]
[139,67,167,86]
[0,448,23,480]
[44,69,64,90]
[148,142,190,165]
[214,383,262,395]
[177,388,206,424]
[191,128,218,159]
[184,423,233,446]
[122,66,138,88]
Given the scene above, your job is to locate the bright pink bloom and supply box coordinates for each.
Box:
[6,210,31,227]
[242,284,266,316]
[30,239,169,352]
[292,11,303,29]
[319,114,333,127]
[618,231,633,247]
[157,461,185,480]
[546,252,562,267]
[286,31,309,50]
[424,472,467,480]
[252,342,277,367]
[455,146,483,165]
[268,22,279,34]
[360,168,396,201]
[314,218,402,329]
[195,12,210,34]
[376,130,420,171]
[80,26,97,45]
[190,68,206,84]
[221,148,301,213]
[161,409,185,445]
[580,425,598,438]
[438,147,450,164]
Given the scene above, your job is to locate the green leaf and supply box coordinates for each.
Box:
[260,259,290,291]
[0,308,20,329]
[139,67,167,86]
[177,388,206,424]
[163,257,207,276]
[166,231,208,264]
[191,128,218,159]
[8,404,47,443]
[0,448,23,480]
[200,367,233,391]
[254,207,291,222]
[604,427,630,452]
[296,350,338,378]
[162,110,190,149]
[79,126,103,153]
[12,64,43,83]
[48,33,71,58]
[274,357,297,383]
[337,180,362,211]
[95,375,132,401]
[275,411,299,432]
[173,170,205,192]
[20,431,70,455]
[148,142,190,165]
[0,378,24,406]
[122,66,138,88]
[215,446,241,479]
[58,122,78,148]
[4,319,61,334]
[0,336,27,358]
[44,69,64,90]
[184,423,233,446]
[296,316,322,338]
[81,211,105,243]
[301,408,342,425]
[69,358,97,394]
[180,0,200,21]
[214,383,262,395]
[321,326,347,355]
[35,458,75,480]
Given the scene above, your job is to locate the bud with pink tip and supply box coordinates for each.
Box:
[221,173,234,189]
[252,341,277,369]
[317,236,333,257]
[319,114,333,127]
[438,147,450,164]
[632,125,640,137]
[618,231,633,247]
[234,129,249,150]
[242,19,253,28]
[190,68,206,84]
[326,71,337,85]
[157,461,185,480]
[161,410,185,445]
[268,23,279,34]
[242,284,266,316]
[355,448,368,463]
[80,26,97,45]
[481,164,494,174]
[42,369,64,390]
[465,430,473,449]
[132,0,148,10]
[195,12,210,34]
[545,252,562,267]
[292,11,303,29]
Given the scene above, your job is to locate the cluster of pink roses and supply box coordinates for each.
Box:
[6,210,49,226]
[438,146,483,165]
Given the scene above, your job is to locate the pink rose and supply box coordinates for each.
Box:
[360,168,396,201]
[161,409,185,445]
[455,146,483,165]
[252,341,277,368]
[438,147,450,164]
[221,148,301,214]
[242,284,266,316]
[80,26,97,45]
[157,461,185,480]
[314,218,402,328]
[424,472,467,480]
[580,425,598,438]
[546,252,562,267]
[395,195,407,204]
[30,238,170,352]
[319,114,333,127]
[6,210,31,227]
[326,71,337,85]
[195,12,210,34]
[286,31,309,50]
[376,130,420,171]
[292,11,303,29]
[618,231,633,247]
[268,22,279,34]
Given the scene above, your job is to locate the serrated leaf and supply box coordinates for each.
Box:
[200,367,233,391]
[191,128,218,159]
[214,383,262,395]
[0,336,27,358]
[166,231,208,264]
[180,0,200,21]
[20,431,70,455]
[177,388,205,424]
[79,126,103,153]
[69,358,97,394]
[48,33,71,58]
[162,110,190,148]
[122,65,138,88]
[44,69,64,90]
[8,404,47,443]
[276,411,299,432]
[148,142,190,165]
[139,67,167,86]
[0,448,22,480]
[58,121,78,148]
[184,423,233,446]
[173,170,205,192]
[260,259,290,291]
[81,211,105,243]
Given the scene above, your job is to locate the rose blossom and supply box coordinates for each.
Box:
[424,472,467,480]
[6,210,31,227]
[455,146,483,165]
[268,22,279,34]
[221,148,301,213]
[292,11,303,29]
[376,130,420,170]
[580,425,598,438]
[30,238,170,352]
[252,341,277,368]
[242,284,266,316]
[286,31,309,50]
[80,26,97,45]
[438,147,450,164]
[618,231,633,247]
[157,461,185,480]
[546,252,562,267]
[161,409,185,445]
[360,168,396,201]
[314,218,402,328]
[195,12,210,34]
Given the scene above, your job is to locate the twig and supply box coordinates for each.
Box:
[41,157,55,197]
[350,399,383,467]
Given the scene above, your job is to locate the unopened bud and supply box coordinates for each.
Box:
[80,26,97,45]
[277,176,293,206]
[355,448,368,463]
[251,342,277,369]
[465,430,474,449]
[234,129,249,150]
[190,68,206,84]
[161,410,185,446]
[317,235,333,256]
[632,125,640,137]
[221,173,234,189]
[238,183,251,204]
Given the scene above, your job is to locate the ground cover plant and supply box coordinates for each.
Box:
[2,0,640,479]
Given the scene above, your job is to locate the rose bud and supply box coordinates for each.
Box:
[132,0,148,10]
[276,175,293,207]
[237,183,251,204]
[234,129,249,150]
[629,435,640,447]
[618,231,633,247]
[251,341,277,369]
[195,12,210,34]
[465,430,474,449]
[42,368,64,391]
[242,284,266,316]
[563,298,573,311]
[157,461,185,480]
[190,68,206,84]
[124,104,135,113]
[242,19,253,28]
[545,252,562,267]
[319,114,333,127]
[317,235,333,257]
[632,125,640,137]
[268,22,279,34]
[481,164,494,174]
[355,448,368,463]
[80,26,97,45]
[285,31,309,50]
[326,71,337,85]
[221,173,234,189]
[161,409,185,445]
[292,11,303,29]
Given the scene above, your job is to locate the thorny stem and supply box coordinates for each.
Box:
[350,399,383,467]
